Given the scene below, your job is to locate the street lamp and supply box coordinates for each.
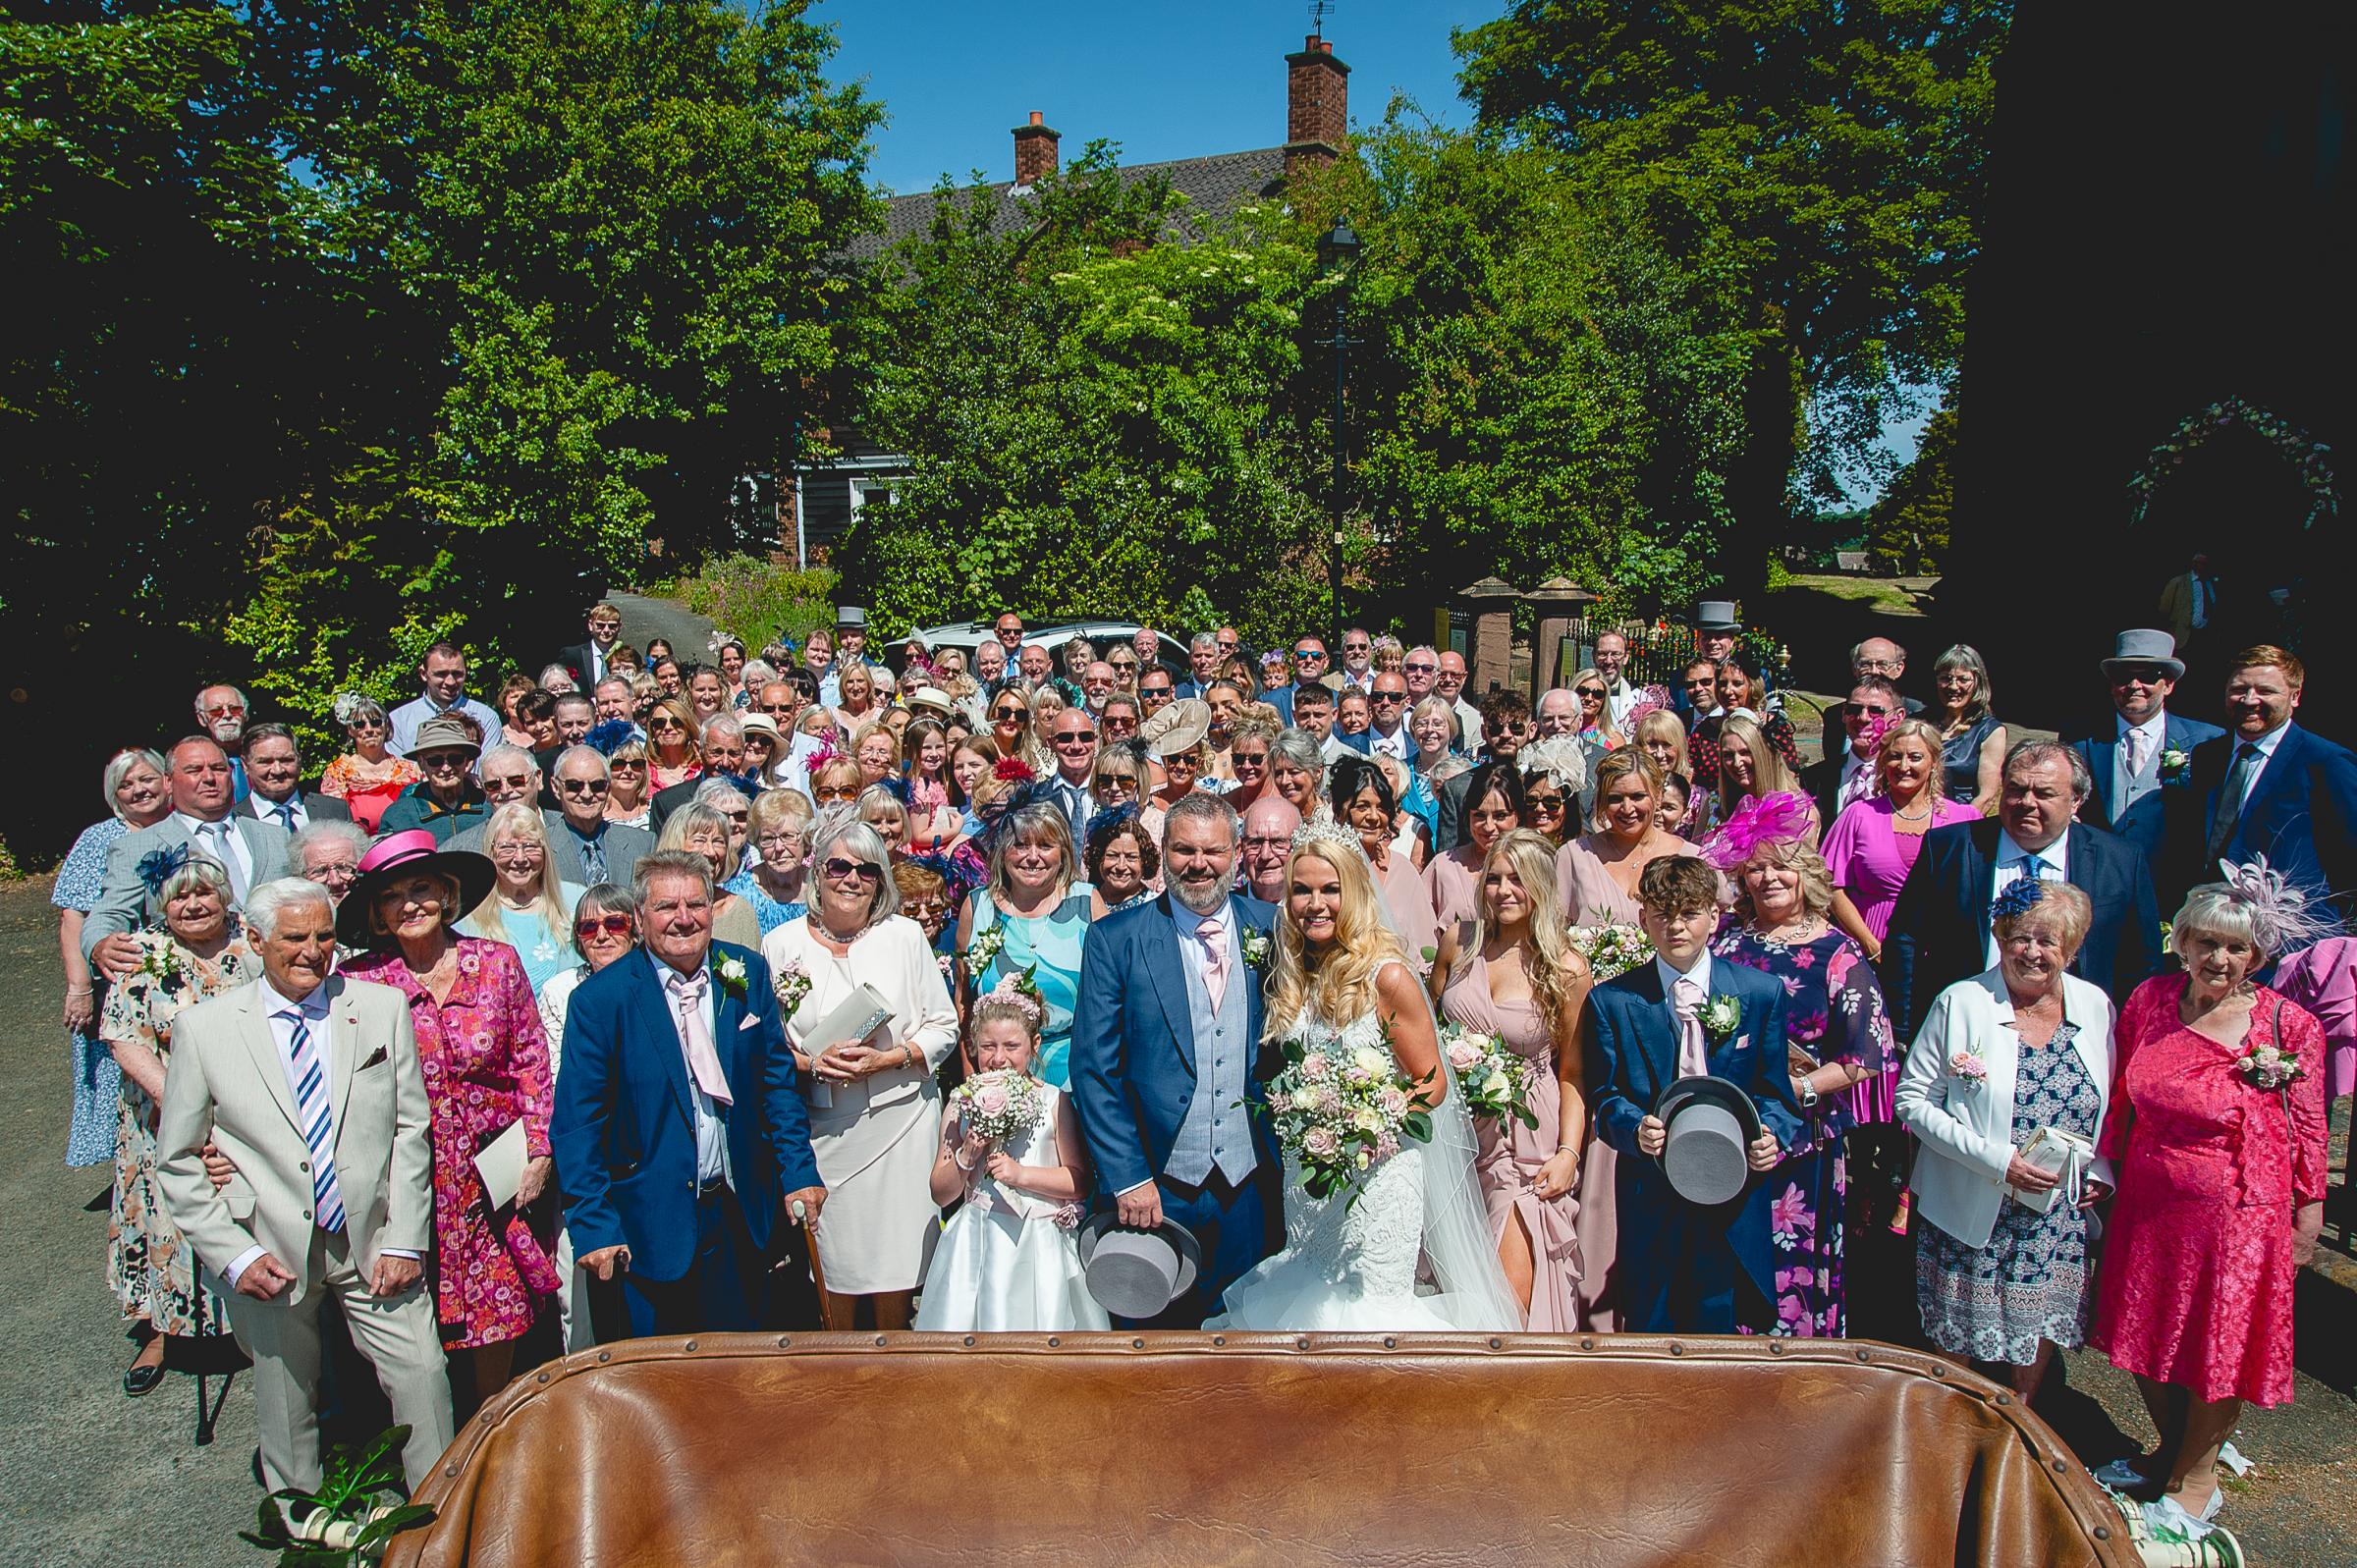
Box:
[1317,219,1361,645]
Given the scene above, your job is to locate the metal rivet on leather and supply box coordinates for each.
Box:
[1579,1337,1595,1350]
[684,1340,697,1352]
[1995,1393,2011,1405]
[1769,1341,1785,1355]
[778,1337,792,1349]
[2093,1527,2110,1540]
[1669,1342,1684,1356]
[446,1464,459,1477]
[1855,1349,1870,1362]
[1296,1337,1310,1350]
[2053,1459,2067,1473]
[536,1372,549,1383]
[1383,1337,1397,1349]
[597,1351,610,1363]
[1131,1338,1145,1349]
[1047,1336,1061,1348]
[874,1334,888,1347]
[1488,1337,1503,1349]
[1211,1336,1226,1347]
[962,1335,975,1347]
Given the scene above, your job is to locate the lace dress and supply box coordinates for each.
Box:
[912,1085,1106,1333]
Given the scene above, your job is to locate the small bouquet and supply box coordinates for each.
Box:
[1567,915,1655,983]
[1440,1023,1539,1130]
[2236,1040,2304,1092]
[1262,1022,1431,1201]
[1946,1049,1989,1091]
[964,925,1009,974]
[951,1069,1043,1144]
[772,959,812,1019]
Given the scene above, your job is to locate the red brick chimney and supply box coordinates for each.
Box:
[1285,34,1350,179]
[1013,111,1060,186]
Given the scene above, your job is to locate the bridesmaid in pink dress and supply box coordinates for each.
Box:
[1431,831,1593,1329]
[1425,760,1524,929]
[2091,885,2330,1525]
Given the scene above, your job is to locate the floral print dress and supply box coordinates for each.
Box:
[101,930,261,1337]
[345,938,558,1347]
[1711,924,1896,1337]
[56,817,127,1167]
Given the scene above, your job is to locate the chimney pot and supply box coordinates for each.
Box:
[1028,111,1043,126]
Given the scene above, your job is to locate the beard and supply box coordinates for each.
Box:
[1171,865,1233,915]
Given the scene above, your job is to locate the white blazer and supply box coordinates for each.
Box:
[1895,967,2116,1250]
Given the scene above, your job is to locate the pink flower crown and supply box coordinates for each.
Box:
[981,972,1044,1024]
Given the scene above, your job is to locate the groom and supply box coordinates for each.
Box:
[1586,856,1804,1333]
[1071,791,1282,1326]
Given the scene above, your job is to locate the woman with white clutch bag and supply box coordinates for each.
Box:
[1896,880,2116,1407]
[764,814,958,1332]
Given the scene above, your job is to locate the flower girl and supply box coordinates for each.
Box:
[913,979,1108,1331]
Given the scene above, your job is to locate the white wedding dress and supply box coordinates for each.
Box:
[1206,972,1522,1333]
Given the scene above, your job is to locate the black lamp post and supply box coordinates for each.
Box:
[1317,218,1361,645]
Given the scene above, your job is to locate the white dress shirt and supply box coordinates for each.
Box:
[1120,899,1241,1200]
[2233,721,2291,807]
[178,811,253,900]
[1987,832,2070,965]
[250,792,311,835]
[1654,948,1714,1002]
[1368,722,1410,761]
[1603,678,1641,731]
[651,951,732,1187]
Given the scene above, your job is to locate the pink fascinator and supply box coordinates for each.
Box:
[1622,684,1673,728]
[1697,791,1815,870]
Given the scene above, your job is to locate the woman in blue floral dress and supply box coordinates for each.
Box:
[1709,830,1896,1337]
[56,747,175,1168]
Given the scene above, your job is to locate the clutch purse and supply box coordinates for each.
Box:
[789,983,894,1109]
[473,1120,527,1212]
[2007,1125,2095,1215]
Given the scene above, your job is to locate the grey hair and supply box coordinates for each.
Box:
[632,849,715,908]
[740,659,778,689]
[2171,876,2339,966]
[480,743,538,781]
[1190,630,1222,654]
[1933,643,1995,724]
[570,882,637,960]
[656,801,731,857]
[1271,727,1326,778]
[2005,737,2092,805]
[156,853,236,910]
[1163,788,1241,845]
[537,663,580,691]
[288,818,369,872]
[554,744,610,781]
[103,747,169,820]
[808,817,903,932]
[693,777,751,812]
[194,682,248,714]
[592,676,632,702]
[245,876,333,942]
[700,713,744,745]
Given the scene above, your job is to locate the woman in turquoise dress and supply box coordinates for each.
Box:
[954,797,1091,1089]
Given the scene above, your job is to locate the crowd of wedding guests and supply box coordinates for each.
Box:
[47,597,2355,1529]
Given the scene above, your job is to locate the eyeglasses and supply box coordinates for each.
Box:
[1841,703,1891,718]
[1403,660,1436,674]
[823,856,882,882]
[1576,687,1605,700]
[575,914,632,939]
[201,703,247,717]
[558,778,610,796]
[1054,730,1097,745]
[418,752,469,772]
[1854,658,1901,674]
[814,785,857,802]
[1371,690,1405,704]
[492,845,542,864]
[483,774,533,792]
[756,832,804,851]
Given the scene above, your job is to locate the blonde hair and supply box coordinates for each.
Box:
[1715,714,1797,814]
[1263,839,1409,1042]
[850,720,902,773]
[1729,836,1836,925]
[748,786,814,844]
[1995,880,2093,957]
[1875,718,1950,802]
[1585,748,1664,834]
[1631,708,1689,777]
[1465,830,1589,1036]
[836,661,876,707]
[477,800,573,942]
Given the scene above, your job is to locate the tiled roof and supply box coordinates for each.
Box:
[848,145,1290,263]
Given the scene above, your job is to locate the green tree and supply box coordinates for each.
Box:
[1455,1,2007,509]
[1868,397,1957,573]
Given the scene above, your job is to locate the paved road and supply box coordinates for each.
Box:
[1,865,2348,1564]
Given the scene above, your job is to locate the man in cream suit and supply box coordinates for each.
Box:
[155,878,454,1491]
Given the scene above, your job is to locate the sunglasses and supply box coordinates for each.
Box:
[1526,791,1565,810]
[575,914,633,939]
[483,775,534,791]
[650,717,684,731]
[201,703,247,717]
[1055,730,1097,744]
[1403,661,1436,674]
[1372,691,1405,704]
[558,779,610,796]
[418,753,470,771]
[1292,649,1325,661]
[1842,703,1891,718]
[349,718,387,731]
[610,758,646,770]
[815,785,857,802]
[994,706,1029,721]
[823,856,883,882]
[1576,687,1605,700]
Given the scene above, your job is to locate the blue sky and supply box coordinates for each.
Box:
[813,0,1926,485]
[813,1,1506,196]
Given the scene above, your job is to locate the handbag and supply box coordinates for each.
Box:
[2008,1124,2096,1215]
[790,982,894,1109]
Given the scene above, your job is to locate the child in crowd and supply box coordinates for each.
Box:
[913,981,1106,1332]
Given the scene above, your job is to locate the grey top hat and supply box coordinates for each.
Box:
[837,605,867,628]
[1653,1075,1765,1207]
[1691,600,1740,631]
[2101,628,2185,682]
[1076,1211,1201,1320]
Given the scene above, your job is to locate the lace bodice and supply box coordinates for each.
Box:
[1275,1007,1426,1301]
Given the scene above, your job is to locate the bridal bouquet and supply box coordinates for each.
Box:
[1566,916,1655,983]
[951,1069,1043,1144]
[1262,1023,1432,1201]
[1440,1024,1540,1131]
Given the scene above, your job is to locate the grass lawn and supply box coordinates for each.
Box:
[1771,572,1939,618]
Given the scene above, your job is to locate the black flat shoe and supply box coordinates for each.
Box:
[123,1360,166,1397]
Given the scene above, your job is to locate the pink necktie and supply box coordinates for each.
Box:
[1197,917,1229,1011]
[1671,975,1711,1078]
[2121,727,2149,779]
[667,970,733,1106]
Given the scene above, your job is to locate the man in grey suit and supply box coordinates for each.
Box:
[85,736,291,979]
[155,878,453,1489]
[447,745,654,886]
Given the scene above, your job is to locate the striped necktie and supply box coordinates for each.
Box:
[283,1008,347,1233]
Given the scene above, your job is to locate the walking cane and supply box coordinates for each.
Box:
[791,1197,827,1302]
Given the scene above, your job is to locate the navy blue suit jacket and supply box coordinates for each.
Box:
[1584,961,1804,1307]
[1069,892,1278,1198]
[552,943,821,1281]
[1880,819,2163,1048]
[2066,711,2223,866]
[2162,723,2357,918]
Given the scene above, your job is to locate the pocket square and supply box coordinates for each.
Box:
[360,1046,389,1069]
[739,1017,761,1031]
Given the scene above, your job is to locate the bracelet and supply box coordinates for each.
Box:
[902,1042,916,1069]
[66,986,92,998]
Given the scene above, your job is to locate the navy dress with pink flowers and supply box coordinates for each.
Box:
[1710,924,1896,1337]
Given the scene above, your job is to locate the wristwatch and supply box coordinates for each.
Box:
[1793,1077,1820,1109]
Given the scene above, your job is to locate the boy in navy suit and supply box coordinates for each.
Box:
[1585,857,1804,1332]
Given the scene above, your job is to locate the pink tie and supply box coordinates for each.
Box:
[1671,975,1711,1079]
[1197,917,1229,1011]
[2121,727,2149,779]
[667,970,733,1106]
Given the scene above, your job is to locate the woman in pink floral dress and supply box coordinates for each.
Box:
[341,831,558,1404]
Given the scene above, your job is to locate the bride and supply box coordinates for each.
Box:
[1208,823,1522,1331]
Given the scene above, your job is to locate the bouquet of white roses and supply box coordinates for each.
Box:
[1261,1022,1432,1201]
[1567,915,1655,983]
[950,1068,1044,1144]
[1440,1023,1539,1130]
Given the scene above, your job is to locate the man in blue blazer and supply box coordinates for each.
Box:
[1069,793,1281,1326]
[2161,646,2357,921]
[1586,856,1803,1333]
[1882,741,2164,1047]
[553,851,825,1337]
[2064,630,2222,878]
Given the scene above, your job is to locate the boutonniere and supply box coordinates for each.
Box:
[1239,926,1273,972]
[1947,1049,1989,1090]
[1700,994,1741,1043]
[965,925,1008,973]
[2236,1042,2304,1092]
[712,954,748,1002]
[2160,746,2191,780]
